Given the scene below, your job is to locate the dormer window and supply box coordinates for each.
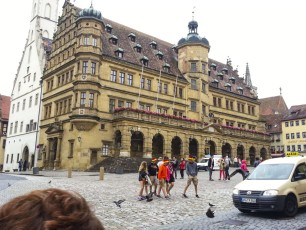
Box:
[115,48,124,58]
[150,41,157,49]
[237,86,243,95]
[222,68,228,75]
[171,45,177,53]
[128,32,136,42]
[156,51,163,60]
[217,72,223,80]
[210,63,217,71]
[229,77,235,84]
[105,24,112,33]
[212,79,219,87]
[225,83,231,91]
[109,35,118,45]
[163,63,170,73]
[140,56,149,66]
[134,44,142,53]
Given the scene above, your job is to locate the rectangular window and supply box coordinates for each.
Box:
[10,154,13,164]
[202,63,206,73]
[298,145,301,151]
[287,146,290,151]
[302,132,306,138]
[178,88,183,98]
[297,132,300,139]
[18,82,21,91]
[291,133,295,139]
[82,61,88,74]
[290,121,294,126]
[92,37,97,46]
[118,100,124,107]
[164,84,168,94]
[119,72,125,84]
[295,120,299,126]
[191,79,197,90]
[302,120,305,125]
[286,133,290,139]
[147,79,151,90]
[202,82,206,93]
[14,121,18,134]
[191,62,196,72]
[89,93,94,108]
[9,123,13,134]
[218,98,221,107]
[285,122,289,127]
[140,78,145,89]
[127,74,133,86]
[102,144,109,155]
[202,104,206,115]
[292,145,296,151]
[22,99,26,110]
[17,102,20,112]
[29,120,34,131]
[111,70,117,82]
[191,101,197,112]
[146,106,150,111]
[84,36,90,45]
[126,101,132,108]
[80,92,86,108]
[158,82,162,93]
[91,62,96,74]
[29,96,32,108]
[35,93,39,105]
[20,121,23,133]
[12,104,15,114]
[109,99,115,112]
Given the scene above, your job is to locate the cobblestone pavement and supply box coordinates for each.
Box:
[1,168,306,230]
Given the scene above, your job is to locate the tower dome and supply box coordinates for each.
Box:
[78,4,102,21]
[178,19,210,48]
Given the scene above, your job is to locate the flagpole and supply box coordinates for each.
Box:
[155,70,161,112]
[137,65,144,108]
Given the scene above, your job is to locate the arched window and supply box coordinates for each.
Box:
[44,3,51,19]
[43,30,49,38]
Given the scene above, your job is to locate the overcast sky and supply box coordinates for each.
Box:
[1,0,305,108]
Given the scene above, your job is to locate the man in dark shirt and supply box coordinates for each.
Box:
[147,158,158,195]
[208,155,214,181]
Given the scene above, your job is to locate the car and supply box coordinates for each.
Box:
[232,156,306,217]
[197,158,209,171]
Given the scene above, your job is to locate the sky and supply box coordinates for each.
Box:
[1,0,305,108]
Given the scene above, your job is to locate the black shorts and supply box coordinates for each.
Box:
[168,174,175,183]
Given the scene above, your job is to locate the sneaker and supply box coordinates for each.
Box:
[137,196,145,201]
[156,195,162,198]
[209,179,214,181]
[182,193,188,198]
[165,195,170,199]
[196,194,200,198]
[146,197,153,202]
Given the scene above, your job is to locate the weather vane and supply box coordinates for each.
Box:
[192,6,196,20]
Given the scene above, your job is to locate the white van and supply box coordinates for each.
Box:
[232,156,306,217]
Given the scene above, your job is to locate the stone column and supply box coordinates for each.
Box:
[120,126,131,157]
[54,137,62,170]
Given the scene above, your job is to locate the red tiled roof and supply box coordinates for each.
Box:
[0,95,11,120]
[259,96,288,116]
[283,104,306,121]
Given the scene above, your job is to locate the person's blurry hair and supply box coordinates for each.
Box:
[0,188,104,230]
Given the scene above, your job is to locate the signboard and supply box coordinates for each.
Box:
[286,152,299,157]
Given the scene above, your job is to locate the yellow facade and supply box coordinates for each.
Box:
[37,2,270,170]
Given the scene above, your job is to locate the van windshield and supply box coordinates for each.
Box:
[248,163,294,180]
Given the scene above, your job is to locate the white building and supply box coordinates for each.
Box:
[3,0,59,172]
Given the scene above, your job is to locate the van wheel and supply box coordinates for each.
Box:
[283,194,298,217]
[238,209,251,213]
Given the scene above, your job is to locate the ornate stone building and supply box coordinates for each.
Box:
[38,1,270,170]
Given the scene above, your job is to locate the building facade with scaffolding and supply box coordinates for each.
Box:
[37,1,270,171]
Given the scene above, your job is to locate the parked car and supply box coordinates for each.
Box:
[197,158,209,171]
[232,156,306,217]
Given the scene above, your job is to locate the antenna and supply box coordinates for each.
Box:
[192,6,196,20]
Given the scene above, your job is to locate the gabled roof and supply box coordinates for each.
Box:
[283,104,306,121]
[0,95,11,120]
[261,114,284,133]
[259,96,288,116]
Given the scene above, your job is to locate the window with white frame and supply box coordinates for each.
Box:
[111,70,117,82]
[102,144,109,155]
[191,101,197,112]
[127,74,133,86]
[119,72,125,84]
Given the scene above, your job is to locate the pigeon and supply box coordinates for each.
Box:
[48,180,52,184]
[209,202,215,207]
[206,207,215,218]
[8,183,11,187]
[113,199,126,208]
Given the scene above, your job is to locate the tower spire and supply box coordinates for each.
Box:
[244,63,252,87]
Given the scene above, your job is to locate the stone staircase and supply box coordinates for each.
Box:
[86,157,151,173]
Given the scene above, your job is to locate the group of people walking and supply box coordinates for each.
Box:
[137,155,199,201]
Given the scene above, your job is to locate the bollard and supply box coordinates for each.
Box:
[68,167,72,178]
[99,167,104,180]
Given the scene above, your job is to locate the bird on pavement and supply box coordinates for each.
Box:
[113,199,126,208]
[48,180,52,184]
[206,207,215,218]
[8,183,11,187]
[209,202,215,207]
